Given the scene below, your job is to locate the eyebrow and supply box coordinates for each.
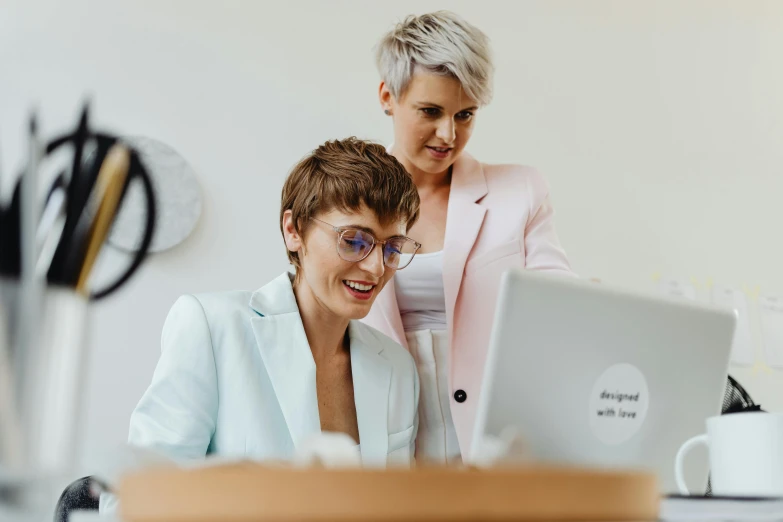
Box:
[341,224,406,240]
[342,224,377,235]
[415,102,479,112]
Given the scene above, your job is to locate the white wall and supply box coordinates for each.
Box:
[1,0,782,470]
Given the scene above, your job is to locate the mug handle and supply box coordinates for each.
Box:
[675,434,708,495]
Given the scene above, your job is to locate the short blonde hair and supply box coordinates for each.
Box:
[280,137,420,271]
[375,11,494,107]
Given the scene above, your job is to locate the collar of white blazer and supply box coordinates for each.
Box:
[247,271,392,466]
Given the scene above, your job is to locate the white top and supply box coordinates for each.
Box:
[406,329,462,464]
[394,252,460,464]
[394,251,447,332]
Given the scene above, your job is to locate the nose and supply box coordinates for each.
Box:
[356,244,385,279]
[436,117,456,144]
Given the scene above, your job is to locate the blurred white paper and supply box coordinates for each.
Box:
[759,295,783,369]
[659,279,697,301]
[711,287,754,366]
[470,426,530,468]
[293,431,362,468]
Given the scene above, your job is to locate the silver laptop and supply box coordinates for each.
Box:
[471,269,735,493]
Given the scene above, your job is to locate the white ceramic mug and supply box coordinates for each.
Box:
[675,412,783,496]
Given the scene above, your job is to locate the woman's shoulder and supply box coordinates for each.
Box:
[165,290,258,331]
[459,152,551,197]
[160,291,261,363]
[481,160,551,195]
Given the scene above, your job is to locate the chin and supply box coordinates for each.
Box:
[416,154,454,173]
[343,302,374,321]
[349,305,373,320]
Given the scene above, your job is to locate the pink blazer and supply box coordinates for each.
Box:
[361,151,573,456]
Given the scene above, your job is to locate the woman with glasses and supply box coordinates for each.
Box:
[112,138,421,482]
[362,11,574,465]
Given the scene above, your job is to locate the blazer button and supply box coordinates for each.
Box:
[453,389,467,403]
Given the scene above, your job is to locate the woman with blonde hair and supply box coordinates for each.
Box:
[363,11,573,465]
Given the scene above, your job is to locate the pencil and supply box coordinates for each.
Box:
[75,144,131,295]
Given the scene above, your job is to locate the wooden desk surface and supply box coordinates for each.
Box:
[118,463,659,521]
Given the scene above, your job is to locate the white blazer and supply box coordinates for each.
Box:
[127,272,419,467]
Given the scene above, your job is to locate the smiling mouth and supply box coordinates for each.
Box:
[343,280,375,294]
[427,146,452,153]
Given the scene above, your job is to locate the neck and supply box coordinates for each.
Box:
[293,278,350,361]
[412,168,451,193]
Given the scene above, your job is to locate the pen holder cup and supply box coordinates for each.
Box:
[0,278,90,518]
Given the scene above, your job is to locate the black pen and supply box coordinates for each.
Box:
[48,102,90,284]
[0,132,4,269]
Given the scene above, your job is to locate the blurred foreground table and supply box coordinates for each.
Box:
[118,463,659,522]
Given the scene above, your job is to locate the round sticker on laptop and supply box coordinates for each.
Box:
[589,363,649,445]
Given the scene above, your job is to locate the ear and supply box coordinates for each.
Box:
[378,81,394,113]
[282,210,304,254]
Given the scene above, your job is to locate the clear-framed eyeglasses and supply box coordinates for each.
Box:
[311,218,421,270]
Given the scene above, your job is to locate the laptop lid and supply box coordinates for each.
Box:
[471,269,735,493]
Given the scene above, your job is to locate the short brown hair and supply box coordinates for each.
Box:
[280,137,420,271]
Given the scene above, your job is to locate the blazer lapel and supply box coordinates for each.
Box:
[349,322,391,467]
[249,273,321,450]
[442,152,488,336]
